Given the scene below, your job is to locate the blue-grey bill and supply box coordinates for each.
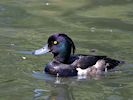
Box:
[32,44,50,55]
[17,44,50,55]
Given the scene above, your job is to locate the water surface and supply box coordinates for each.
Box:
[0,0,133,100]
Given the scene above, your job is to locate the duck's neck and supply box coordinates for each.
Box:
[53,51,71,64]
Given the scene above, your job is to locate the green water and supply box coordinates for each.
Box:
[0,0,133,100]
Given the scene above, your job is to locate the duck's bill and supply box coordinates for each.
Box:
[33,44,50,55]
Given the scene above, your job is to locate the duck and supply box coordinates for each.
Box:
[33,33,123,77]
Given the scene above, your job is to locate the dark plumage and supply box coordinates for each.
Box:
[33,33,123,77]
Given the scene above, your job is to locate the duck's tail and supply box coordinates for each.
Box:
[104,58,125,70]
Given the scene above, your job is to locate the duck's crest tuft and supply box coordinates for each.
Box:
[58,33,75,54]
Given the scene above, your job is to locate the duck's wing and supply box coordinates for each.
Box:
[68,55,104,68]
[70,54,122,70]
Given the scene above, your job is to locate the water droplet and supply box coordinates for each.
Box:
[22,56,26,60]
[46,3,49,5]
[10,43,15,46]
[90,27,96,32]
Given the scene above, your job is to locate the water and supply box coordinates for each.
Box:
[0,0,133,100]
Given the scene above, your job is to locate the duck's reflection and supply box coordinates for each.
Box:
[32,71,75,100]
[49,84,74,100]
[32,70,108,100]
[33,71,108,100]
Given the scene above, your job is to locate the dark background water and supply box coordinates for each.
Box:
[0,0,133,100]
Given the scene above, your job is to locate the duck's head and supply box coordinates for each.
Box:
[33,33,75,63]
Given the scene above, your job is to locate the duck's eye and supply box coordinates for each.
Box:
[53,41,58,45]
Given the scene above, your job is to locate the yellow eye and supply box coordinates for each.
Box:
[53,41,58,45]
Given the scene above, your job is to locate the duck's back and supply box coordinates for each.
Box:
[69,54,121,70]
